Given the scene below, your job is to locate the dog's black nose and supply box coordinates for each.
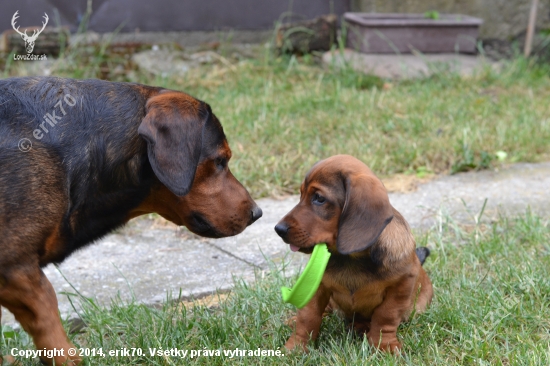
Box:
[274,222,289,238]
[249,205,263,224]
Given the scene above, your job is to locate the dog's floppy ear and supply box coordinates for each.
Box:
[337,173,394,254]
[138,92,209,196]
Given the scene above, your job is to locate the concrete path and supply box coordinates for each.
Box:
[2,162,550,327]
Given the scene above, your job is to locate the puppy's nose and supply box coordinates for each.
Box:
[249,205,263,225]
[274,222,289,238]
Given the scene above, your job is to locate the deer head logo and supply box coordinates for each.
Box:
[11,11,49,54]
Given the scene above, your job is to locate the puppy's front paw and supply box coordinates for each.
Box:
[284,336,308,352]
[284,315,297,327]
[367,332,402,354]
[379,340,402,354]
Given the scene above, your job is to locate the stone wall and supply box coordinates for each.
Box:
[352,0,550,39]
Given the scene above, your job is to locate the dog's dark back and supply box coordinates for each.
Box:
[0,77,262,365]
[0,77,161,264]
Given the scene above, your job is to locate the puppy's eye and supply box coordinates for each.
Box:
[312,193,326,205]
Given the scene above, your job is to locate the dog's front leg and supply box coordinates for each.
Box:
[285,284,331,351]
[0,267,81,365]
[0,307,6,365]
[367,274,417,353]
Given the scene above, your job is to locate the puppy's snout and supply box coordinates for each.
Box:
[249,205,263,225]
[274,222,289,239]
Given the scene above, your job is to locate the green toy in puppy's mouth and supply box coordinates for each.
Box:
[281,243,331,309]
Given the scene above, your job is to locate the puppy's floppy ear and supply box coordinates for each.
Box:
[337,173,394,254]
[138,92,209,196]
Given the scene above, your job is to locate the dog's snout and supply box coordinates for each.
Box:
[249,205,263,224]
[274,222,289,238]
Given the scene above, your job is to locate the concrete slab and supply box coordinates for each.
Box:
[2,162,550,327]
[322,49,499,79]
[390,162,550,229]
[69,31,272,48]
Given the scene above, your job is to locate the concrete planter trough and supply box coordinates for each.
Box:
[344,13,483,54]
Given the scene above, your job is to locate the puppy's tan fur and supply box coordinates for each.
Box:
[275,155,433,353]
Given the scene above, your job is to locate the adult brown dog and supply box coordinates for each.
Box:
[275,155,433,353]
[0,77,262,365]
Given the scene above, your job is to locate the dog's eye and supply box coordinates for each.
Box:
[312,193,326,205]
[215,157,226,169]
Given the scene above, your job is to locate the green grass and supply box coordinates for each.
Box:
[155,56,550,197]
[2,45,550,197]
[2,38,550,365]
[2,212,549,365]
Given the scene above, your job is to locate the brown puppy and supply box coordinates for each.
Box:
[0,77,262,365]
[275,155,433,353]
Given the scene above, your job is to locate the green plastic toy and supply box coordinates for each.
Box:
[281,243,331,309]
